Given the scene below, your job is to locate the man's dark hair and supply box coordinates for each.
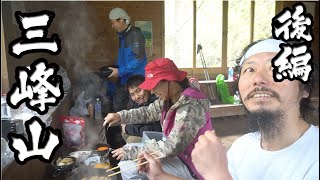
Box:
[126,75,145,91]
[235,38,319,119]
[300,62,318,118]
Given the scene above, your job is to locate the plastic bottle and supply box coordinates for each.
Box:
[94,98,102,120]
[228,67,234,80]
[234,91,240,104]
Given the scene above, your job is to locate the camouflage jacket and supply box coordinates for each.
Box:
[118,89,210,160]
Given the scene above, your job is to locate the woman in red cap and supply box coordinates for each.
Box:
[103,58,213,180]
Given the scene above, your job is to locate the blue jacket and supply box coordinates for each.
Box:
[117,25,147,84]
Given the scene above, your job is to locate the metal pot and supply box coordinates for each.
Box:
[92,143,119,168]
[51,156,77,178]
[99,65,118,78]
[93,143,112,156]
[68,166,117,180]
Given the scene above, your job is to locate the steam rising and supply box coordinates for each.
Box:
[58,2,102,148]
[59,2,95,78]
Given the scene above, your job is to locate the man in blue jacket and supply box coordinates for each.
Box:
[121,75,162,143]
[108,7,147,112]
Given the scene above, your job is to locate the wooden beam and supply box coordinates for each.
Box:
[1,17,9,94]
[250,1,254,43]
[222,1,228,72]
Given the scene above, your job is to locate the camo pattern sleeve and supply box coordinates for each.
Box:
[118,99,163,125]
[122,99,207,160]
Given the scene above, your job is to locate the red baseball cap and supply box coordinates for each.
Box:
[139,58,187,90]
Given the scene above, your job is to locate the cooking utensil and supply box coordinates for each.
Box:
[93,143,112,156]
[99,124,109,142]
[99,65,118,78]
[91,142,120,168]
[103,123,110,142]
[98,126,104,135]
[105,123,110,133]
[51,156,77,178]
[67,166,117,180]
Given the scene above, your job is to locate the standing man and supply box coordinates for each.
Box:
[108,7,147,112]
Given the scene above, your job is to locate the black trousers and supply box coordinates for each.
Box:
[106,84,127,154]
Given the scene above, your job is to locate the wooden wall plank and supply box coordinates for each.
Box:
[2,1,164,87]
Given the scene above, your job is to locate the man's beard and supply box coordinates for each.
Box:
[246,109,285,141]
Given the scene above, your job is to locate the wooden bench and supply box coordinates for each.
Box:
[197,79,318,119]
[210,104,246,118]
[198,79,246,118]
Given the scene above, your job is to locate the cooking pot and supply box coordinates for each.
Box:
[68,166,117,180]
[51,156,77,178]
[93,143,112,156]
[99,65,119,78]
[92,143,120,168]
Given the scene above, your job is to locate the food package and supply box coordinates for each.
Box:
[60,116,86,149]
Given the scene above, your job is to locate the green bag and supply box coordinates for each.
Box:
[216,74,234,104]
